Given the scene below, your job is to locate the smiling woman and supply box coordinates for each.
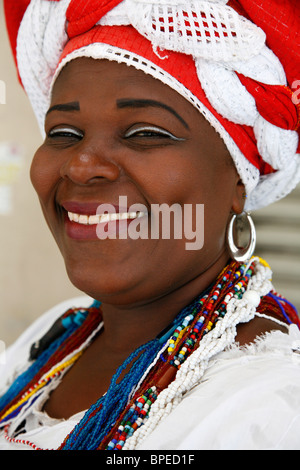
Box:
[1,0,300,451]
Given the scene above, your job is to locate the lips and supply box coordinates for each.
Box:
[62,201,112,215]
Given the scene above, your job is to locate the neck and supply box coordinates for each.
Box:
[99,251,231,355]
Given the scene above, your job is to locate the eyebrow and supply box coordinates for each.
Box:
[116,98,190,129]
[46,101,80,116]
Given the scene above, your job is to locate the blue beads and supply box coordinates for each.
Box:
[61,309,88,329]
[62,340,163,450]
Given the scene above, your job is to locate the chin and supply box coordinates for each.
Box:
[64,259,135,303]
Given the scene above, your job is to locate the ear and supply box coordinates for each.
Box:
[231,178,246,214]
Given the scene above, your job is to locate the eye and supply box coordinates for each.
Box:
[47,126,84,140]
[124,125,185,141]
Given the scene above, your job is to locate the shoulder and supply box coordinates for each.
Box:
[236,292,298,346]
[235,313,288,346]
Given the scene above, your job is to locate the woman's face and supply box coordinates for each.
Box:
[31,58,244,305]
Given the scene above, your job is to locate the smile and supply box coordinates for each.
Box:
[67,211,146,225]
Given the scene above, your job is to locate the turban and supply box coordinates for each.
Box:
[4,0,300,211]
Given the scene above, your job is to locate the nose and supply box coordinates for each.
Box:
[60,143,121,185]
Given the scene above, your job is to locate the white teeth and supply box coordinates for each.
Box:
[88,215,99,225]
[109,213,118,222]
[78,215,88,224]
[100,213,110,223]
[67,211,146,225]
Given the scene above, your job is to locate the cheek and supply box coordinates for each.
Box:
[132,150,200,206]
[30,146,59,203]
[172,150,238,251]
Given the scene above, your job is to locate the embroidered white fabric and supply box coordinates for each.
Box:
[110,0,266,62]
[16,0,300,210]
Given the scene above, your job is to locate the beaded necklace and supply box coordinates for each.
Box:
[0,258,299,450]
[0,304,103,424]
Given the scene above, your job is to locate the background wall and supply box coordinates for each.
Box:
[0,2,299,347]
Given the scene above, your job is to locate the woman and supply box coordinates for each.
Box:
[1,0,300,450]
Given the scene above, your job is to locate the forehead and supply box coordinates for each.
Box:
[55,58,163,93]
[51,57,196,114]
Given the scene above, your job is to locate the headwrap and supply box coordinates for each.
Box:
[4,0,300,211]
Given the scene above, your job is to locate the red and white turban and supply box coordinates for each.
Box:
[4,0,300,211]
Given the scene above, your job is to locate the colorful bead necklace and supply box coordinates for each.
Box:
[0,259,299,450]
[0,351,82,425]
